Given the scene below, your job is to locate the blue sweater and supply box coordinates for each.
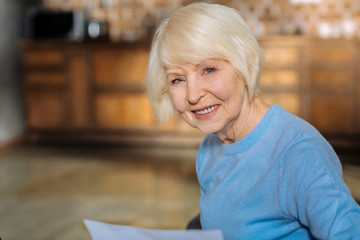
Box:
[197,105,360,240]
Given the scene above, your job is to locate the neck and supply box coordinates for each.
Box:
[218,97,270,145]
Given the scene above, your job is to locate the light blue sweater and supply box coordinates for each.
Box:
[197,105,360,240]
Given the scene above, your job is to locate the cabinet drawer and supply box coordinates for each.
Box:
[93,50,149,88]
[25,71,67,87]
[260,70,299,89]
[308,46,353,65]
[263,47,300,67]
[95,93,154,129]
[310,94,353,132]
[310,70,353,89]
[23,50,65,67]
[261,93,301,116]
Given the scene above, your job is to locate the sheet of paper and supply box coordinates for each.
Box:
[84,219,224,240]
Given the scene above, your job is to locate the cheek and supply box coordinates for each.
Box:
[210,72,243,100]
[211,81,235,101]
[169,89,186,112]
[214,80,247,110]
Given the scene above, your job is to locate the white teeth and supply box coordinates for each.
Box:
[196,105,216,115]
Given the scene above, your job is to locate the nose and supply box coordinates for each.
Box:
[186,75,204,104]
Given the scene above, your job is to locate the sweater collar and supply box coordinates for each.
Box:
[220,104,282,155]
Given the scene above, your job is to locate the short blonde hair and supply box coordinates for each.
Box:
[146,2,264,121]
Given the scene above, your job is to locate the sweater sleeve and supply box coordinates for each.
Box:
[280,136,360,239]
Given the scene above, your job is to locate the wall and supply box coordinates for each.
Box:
[229,0,360,38]
[0,0,40,146]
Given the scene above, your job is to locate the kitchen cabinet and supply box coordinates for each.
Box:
[23,45,90,130]
[259,43,302,117]
[24,48,70,129]
[258,37,360,148]
[92,48,154,130]
[306,42,355,133]
[22,41,200,145]
[22,37,360,148]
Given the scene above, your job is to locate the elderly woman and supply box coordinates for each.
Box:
[146,2,360,240]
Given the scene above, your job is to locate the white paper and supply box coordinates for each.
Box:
[84,219,224,240]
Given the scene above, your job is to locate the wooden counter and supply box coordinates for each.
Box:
[21,37,360,148]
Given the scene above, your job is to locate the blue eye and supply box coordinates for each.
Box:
[171,78,184,84]
[204,68,215,74]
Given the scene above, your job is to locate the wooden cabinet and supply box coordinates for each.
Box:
[92,48,154,130]
[306,42,355,133]
[24,48,69,129]
[259,44,302,116]
[258,37,360,142]
[22,38,360,147]
[22,41,201,145]
[23,46,90,130]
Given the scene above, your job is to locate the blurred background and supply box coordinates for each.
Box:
[1,0,360,239]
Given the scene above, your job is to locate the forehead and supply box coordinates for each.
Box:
[158,34,226,71]
[166,59,218,70]
[161,49,207,70]
[165,59,233,77]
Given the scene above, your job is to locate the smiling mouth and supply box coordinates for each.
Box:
[193,105,218,115]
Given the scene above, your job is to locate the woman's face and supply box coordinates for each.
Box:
[166,59,249,135]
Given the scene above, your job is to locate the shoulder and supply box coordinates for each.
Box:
[277,106,343,185]
[272,105,324,140]
[276,106,341,174]
[270,106,338,165]
[277,122,346,211]
[280,133,342,184]
[271,107,345,197]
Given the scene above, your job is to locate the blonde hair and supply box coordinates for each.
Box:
[146,2,264,121]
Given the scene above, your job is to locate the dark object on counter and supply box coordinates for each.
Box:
[186,213,202,229]
[25,7,85,41]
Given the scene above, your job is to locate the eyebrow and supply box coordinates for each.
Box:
[166,71,183,79]
[165,66,186,79]
[165,59,219,77]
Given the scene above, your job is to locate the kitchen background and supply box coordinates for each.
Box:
[41,0,360,40]
[1,1,360,240]
[2,0,360,145]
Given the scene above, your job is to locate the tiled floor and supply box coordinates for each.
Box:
[0,143,359,240]
[0,144,201,240]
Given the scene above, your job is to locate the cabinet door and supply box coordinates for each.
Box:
[261,93,301,116]
[262,47,300,68]
[308,44,353,90]
[26,91,69,129]
[260,46,302,117]
[310,94,353,132]
[260,69,301,116]
[24,49,69,129]
[260,70,299,89]
[93,49,149,89]
[307,43,355,133]
[92,49,155,130]
[94,93,154,129]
